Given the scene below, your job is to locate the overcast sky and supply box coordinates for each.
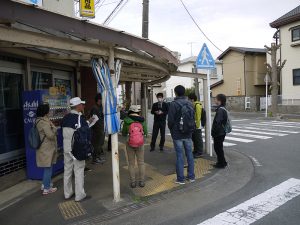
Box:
[90,0,300,59]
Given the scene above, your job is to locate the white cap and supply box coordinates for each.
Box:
[129,105,141,113]
[70,97,86,107]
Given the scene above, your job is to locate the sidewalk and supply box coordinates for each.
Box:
[0,135,216,225]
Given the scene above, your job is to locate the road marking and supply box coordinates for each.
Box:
[270,121,300,125]
[248,155,262,167]
[233,126,299,134]
[198,178,300,225]
[233,128,287,136]
[229,132,272,139]
[225,136,254,143]
[231,119,249,122]
[251,122,300,128]
[202,134,237,146]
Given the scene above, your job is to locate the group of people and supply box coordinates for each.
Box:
[34,85,229,200]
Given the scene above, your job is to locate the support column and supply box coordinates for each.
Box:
[76,63,82,97]
[108,47,121,202]
[203,78,212,156]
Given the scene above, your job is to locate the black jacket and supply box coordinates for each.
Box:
[90,104,104,133]
[151,101,168,122]
[211,105,228,138]
[168,96,193,140]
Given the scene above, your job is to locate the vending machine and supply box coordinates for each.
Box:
[23,88,71,180]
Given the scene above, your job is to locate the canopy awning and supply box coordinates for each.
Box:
[0,0,179,83]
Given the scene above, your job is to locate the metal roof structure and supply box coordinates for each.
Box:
[0,0,179,83]
[217,47,266,60]
[270,5,300,28]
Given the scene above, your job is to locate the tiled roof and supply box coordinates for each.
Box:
[270,5,300,28]
[217,47,266,60]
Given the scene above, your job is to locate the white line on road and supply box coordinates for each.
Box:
[202,138,237,147]
[251,123,300,128]
[233,126,299,134]
[198,178,300,225]
[233,128,287,136]
[248,155,262,167]
[229,132,272,139]
[231,119,249,122]
[225,136,254,143]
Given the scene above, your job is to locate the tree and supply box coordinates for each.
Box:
[265,43,286,117]
[184,87,195,97]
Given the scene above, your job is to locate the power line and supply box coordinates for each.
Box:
[178,0,223,52]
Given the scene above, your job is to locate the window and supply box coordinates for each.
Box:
[31,71,53,90]
[292,27,300,42]
[293,69,300,85]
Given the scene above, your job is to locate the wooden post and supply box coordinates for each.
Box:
[108,47,121,202]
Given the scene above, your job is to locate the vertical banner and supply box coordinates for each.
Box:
[20,0,43,7]
[80,0,95,18]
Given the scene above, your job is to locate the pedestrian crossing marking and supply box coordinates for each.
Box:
[229,132,272,139]
[225,136,254,143]
[198,178,300,225]
[233,126,299,134]
[233,128,287,136]
[251,122,300,128]
[231,119,249,122]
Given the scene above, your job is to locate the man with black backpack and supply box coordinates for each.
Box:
[168,85,195,185]
[188,93,206,158]
[61,97,94,202]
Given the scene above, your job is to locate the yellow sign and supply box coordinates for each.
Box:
[80,0,95,18]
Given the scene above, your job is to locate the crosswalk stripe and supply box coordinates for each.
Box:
[233,126,299,134]
[251,122,300,128]
[231,119,249,122]
[270,121,300,125]
[229,132,272,139]
[198,178,300,225]
[233,128,287,136]
[225,136,254,143]
[202,138,237,147]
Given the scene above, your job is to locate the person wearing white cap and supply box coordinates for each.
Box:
[61,97,91,202]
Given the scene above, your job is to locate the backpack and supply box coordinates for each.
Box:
[28,119,45,150]
[175,101,196,134]
[128,122,144,148]
[220,107,232,133]
[71,115,94,160]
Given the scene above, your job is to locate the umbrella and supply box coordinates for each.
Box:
[91,58,121,134]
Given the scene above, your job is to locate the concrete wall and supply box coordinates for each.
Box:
[280,21,300,100]
[278,105,300,114]
[212,96,261,112]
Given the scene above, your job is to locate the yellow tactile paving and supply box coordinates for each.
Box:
[58,200,86,220]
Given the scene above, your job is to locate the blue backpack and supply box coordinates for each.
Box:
[71,115,94,160]
[28,119,45,150]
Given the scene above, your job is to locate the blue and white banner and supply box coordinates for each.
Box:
[21,0,43,6]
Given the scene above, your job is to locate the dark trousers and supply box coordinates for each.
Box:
[213,135,227,166]
[151,120,166,150]
[92,127,105,160]
[192,129,204,155]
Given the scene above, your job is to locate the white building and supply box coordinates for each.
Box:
[270,5,300,105]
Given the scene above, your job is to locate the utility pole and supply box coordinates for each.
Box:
[265,43,286,117]
[141,0,149,119]
[187,42,196,57]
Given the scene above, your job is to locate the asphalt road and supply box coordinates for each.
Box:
[104,114,300,225]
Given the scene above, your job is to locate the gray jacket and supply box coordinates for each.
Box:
[168,96,193,140]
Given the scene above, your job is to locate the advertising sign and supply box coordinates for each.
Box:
[80,0,95,18]
[21,0,43,7]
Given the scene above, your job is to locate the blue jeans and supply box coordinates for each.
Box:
[173,138,195,182]
[42,167,53,190]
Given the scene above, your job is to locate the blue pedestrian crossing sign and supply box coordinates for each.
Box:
[196,43,215,69]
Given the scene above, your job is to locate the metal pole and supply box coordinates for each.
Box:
[265,75,268,118]
[108,47,121,202]
[207,70,213,156]
[193,64,200,100]
[203,78,212,156]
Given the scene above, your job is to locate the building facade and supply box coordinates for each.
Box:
[270,5,300,107]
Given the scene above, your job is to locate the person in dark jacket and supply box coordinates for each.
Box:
[168,85,195,185]
[211,94,228,169]
[90,93,105,164]
[150,93,168,152]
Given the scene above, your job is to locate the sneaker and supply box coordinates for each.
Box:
[92,158,102,164]
[213,163,227,169]
[42,187,57,195]
[175,180,185,185]
[193,153,203,159]
[159,148,164,152]
[41,183,53,191]
[130,181,137,188]
[186,178,196,183]
[150,148,155,152]
[139,181,145,188]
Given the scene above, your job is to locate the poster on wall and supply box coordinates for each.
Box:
[80,0,95,18]
[21,0,43,7]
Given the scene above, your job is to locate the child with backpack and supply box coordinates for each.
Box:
[122,105,147,188]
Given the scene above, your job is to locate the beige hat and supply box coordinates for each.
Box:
[129,105,141,113]
[70,97,86,107]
